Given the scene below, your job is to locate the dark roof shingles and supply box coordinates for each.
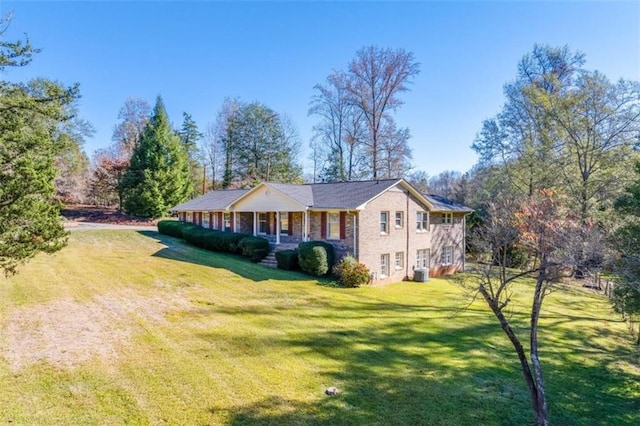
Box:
[424,194,473,212]
[172,189,249,211]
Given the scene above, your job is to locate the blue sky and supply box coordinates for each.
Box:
[2,1,638,177]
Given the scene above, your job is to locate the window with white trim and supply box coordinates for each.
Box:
[381,254,390,278]
[380,211,389,234]
[395,211,404,228]
[202,213,210,228]
[395,252,404,270]
[416,249,430,270]
[416,211,429,232]
[441,246,453,265]
[212,213,218,230]
[186,212,193,223]
[280,212,289,235]
[327,212,340,240]
[258,212,268,234]
[223,212,231,231]
[441,213,453,224]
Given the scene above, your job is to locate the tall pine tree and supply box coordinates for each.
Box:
[121,96,192,218]
[178,112,204,197]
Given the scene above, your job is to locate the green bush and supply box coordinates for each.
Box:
[250,248,269,263]
[298,241,335,276]
[157,220,184,238]
[157,220,201,240]
[158,220,264,260]
[239,236,270,261]
[179,225,251,255]
[275,249,299,270]
[334,256,371,288]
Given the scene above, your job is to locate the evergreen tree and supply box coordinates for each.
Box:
[1,17,77,274]
[212,99,302,187]
[121,96,192,217]
[179,112,204,196]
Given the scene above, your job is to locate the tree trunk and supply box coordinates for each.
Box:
[478,284,543,423]
[530,267,549,426]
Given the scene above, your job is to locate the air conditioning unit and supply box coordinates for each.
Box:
[414,269,429,282]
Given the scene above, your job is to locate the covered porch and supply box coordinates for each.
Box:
[236,211,309,245]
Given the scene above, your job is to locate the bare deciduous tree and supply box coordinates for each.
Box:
[346,46,419,178]
[112,97,151,160]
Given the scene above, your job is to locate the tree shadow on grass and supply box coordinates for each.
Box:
[204,296,639,425]
[210,318,535,425]
[137,231,315,283]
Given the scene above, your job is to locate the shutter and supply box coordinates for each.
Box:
[198,212,202,226]
[321,212,327,239]
[180,212,185,221]
[218,212,223,230]
[230,212,235,232]
[288,212,293,236]
[340,212,346,240]
[209,213,213,229]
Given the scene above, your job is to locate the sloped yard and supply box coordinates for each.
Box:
[0,230,638,425]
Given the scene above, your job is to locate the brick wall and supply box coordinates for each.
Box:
[428,212,466,277]
[358,187,431,285]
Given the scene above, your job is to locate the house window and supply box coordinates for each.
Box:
[186,212,193,223]
[441,213,453,224]
[258,212,268,234]
[395,252,404,270]
[381,254,390,278]
[202,213,210,229]
[280,212,289,235]
[223,212,231,231]
[380,211,389,234]
[395,211,404,228]
[442,246,453,265]
[416,211,429,232]
[416,249,430,270]
[327,212,340,240]
[212,213,218,230]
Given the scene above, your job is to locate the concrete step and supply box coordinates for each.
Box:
[259,253,278,268]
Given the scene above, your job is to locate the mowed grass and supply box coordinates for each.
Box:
[0,230,638,425]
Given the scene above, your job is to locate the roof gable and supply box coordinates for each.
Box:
[231,182,309,211]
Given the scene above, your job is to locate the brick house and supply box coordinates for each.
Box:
[171,179,472,284]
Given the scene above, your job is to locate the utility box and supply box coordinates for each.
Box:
[414,269,429,282]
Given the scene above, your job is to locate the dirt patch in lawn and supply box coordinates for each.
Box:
[1,288,192,371]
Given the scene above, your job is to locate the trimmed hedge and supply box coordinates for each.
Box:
[275,249,299,270]
[157,220,188,238]
[298,241,335,276]
[157,220,268,261]
[334,256,370,287]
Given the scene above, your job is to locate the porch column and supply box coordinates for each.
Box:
[303,210,309,242]
[253,212,257,236]
[276,211,281,245]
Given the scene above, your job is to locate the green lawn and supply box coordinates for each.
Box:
[0,230,638,425]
